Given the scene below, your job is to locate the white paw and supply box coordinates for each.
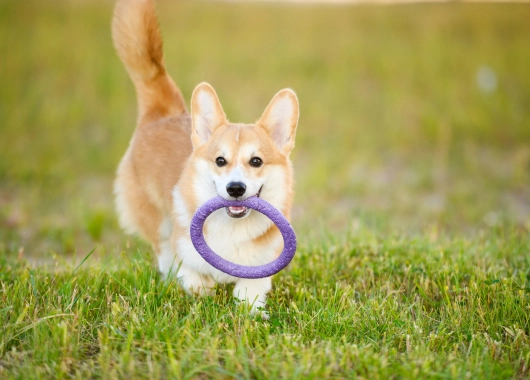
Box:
[175,266,215,296]
[181,278,214,296]
[233,277,272,319]
[234,298,269,319]
[251,307,269,320]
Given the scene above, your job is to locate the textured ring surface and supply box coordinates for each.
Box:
[190,196,297,279]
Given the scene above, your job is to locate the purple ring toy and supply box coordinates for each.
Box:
[190,196,297,279]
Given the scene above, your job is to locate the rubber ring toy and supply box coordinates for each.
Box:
[190,196,297,279]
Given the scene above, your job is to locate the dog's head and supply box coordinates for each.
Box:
[190,82,299,219]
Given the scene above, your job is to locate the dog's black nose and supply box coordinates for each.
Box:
[226,182,246,198]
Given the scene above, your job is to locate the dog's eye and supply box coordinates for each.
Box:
[215,157,227,167]
[249,157,263,168]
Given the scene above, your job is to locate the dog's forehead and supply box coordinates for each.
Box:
[214,124,268,155]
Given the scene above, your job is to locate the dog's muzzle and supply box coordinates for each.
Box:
[225,186,262,218]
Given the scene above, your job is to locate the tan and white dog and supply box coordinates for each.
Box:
[112,0,299,315]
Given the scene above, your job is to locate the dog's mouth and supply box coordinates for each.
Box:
[225,186,262,219]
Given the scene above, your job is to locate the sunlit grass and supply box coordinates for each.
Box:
[1,227,529,378]
[0,0,529,377]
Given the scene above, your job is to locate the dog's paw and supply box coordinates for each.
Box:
[234,298,269,320]
[187,283,215,297]
[177,268,215,296]
[251,307,269,321]
[232,277,271,318]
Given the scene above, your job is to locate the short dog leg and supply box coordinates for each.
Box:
[158,249,214,295]
[233,277,272,319]
[157,239,179,279]
[176,265,215,296]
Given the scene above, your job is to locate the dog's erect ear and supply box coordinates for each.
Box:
[191,82,227,148]
[258,89,299,155]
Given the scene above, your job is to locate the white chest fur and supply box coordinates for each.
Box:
[165,186,283,283]
[176,209,282,283]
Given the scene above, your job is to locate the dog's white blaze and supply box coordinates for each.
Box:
[212,166,235,199]
[226,165,245,183]
[213,165,262,201]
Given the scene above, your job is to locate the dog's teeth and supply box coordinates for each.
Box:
[228,206,246,214]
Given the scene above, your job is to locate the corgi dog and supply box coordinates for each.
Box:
[112,0,299,315]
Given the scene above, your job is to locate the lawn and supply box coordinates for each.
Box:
[1,0,529,378]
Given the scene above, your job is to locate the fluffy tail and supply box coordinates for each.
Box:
[112,0,187,122]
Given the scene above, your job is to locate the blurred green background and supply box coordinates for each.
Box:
[1,0,529,261]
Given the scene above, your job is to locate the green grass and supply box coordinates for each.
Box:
[1,0,530,378]
[1,228,529,378]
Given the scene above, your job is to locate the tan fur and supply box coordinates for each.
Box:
[112,0,298,314]
[113,0,191,252]
[112,0,186,122]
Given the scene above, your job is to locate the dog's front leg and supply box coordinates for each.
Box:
[233,277,272,319]
[175,265,215,296]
